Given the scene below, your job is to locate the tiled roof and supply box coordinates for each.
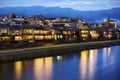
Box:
[0,24,8,28]
[52,24,65,27]
[9,26,22,30]
[11,20,24,24]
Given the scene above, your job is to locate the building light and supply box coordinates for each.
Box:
[81,30,88,33]
[15,36,22,41]
[63,31,68,35]
[35,35,44,40]
[57,56,62,61]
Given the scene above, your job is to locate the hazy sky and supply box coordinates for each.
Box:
[0,0,120,10]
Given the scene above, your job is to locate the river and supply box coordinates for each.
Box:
[0,46,120,80]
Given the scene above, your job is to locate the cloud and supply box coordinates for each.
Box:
[0,0,120,10]
[61,1,93,5]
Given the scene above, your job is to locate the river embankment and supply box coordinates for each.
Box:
[0,39,120,62]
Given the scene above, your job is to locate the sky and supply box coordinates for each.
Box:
[0,0,120,10]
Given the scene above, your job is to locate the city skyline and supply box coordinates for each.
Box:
[0,0,120,11]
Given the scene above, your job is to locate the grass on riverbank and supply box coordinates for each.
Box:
[0,39,110,50]
[0,39,120,62]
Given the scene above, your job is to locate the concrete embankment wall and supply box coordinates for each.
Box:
[0,40,120,62]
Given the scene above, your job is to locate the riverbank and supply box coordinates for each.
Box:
[0,39,120,62]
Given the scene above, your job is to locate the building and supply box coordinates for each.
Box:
[104,18,117,29]
[0,23,10,41]
[9,25,22,41]
[77,23,91,41]
[9,20,24,26]
[21,25,34,42]
[34,26,53,41]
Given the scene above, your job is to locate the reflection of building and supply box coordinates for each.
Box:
[80,50,89,80]
[88,49,98,77]
[34,57,53,80]
[14,61,22,80]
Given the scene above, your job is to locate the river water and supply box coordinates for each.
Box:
[0,46,120,80]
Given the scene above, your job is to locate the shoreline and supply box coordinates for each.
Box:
[0,39,120,62]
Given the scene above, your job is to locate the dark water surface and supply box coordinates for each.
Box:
[0,46,120,80]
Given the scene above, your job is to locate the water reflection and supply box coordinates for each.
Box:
[0,46,120,80]
[14,61,22,80]
[108,47,111,55]
[103,47,111,56]
[34,57,53,80]
[56,56,63,61]
[1,63,8,72]
[79,49,98,79]
[103,47,113,67]
[88,49,98,78]
[80,50,89,80]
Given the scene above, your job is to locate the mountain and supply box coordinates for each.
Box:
[0,6,120,21]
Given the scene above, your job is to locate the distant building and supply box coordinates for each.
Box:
[0,23,10,41]
[104,18,117,29]
[9,20,24,26]
[54,17,71,23]
[7,13,16,19]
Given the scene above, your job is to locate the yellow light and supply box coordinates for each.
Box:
[15,36,22,41]
[88,49,98,77]
[81,30,88,33]
[63,31,68,35]
[108,47,111,55]
[35,35,44,40]
[57,56,62,61]
[80,50,89,80]
[22,35,34,40]
[14,61,22,80]
[34,57,53,80]
[1,36,10,41]
[34,30,39,34]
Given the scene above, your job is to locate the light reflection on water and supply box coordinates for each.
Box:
[33,57,53,80]
[88,49,97,79]
[80,50,88,80]
[14,61,22,80]
[0,46,120,80]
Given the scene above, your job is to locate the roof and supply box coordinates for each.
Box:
[0,23,8,28]
[108,29,118,32]
[109,20,116,22]
[11,20,24,25]
[9,26,22,30]
[78,25,90,29]
[51,27,61,30]
[22,25,33,29]
[77,23,90,30]
[96,26,115,32]
[34,26,50,30]
[52,24,65,27]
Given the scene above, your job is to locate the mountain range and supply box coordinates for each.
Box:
[0,6,120,22]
